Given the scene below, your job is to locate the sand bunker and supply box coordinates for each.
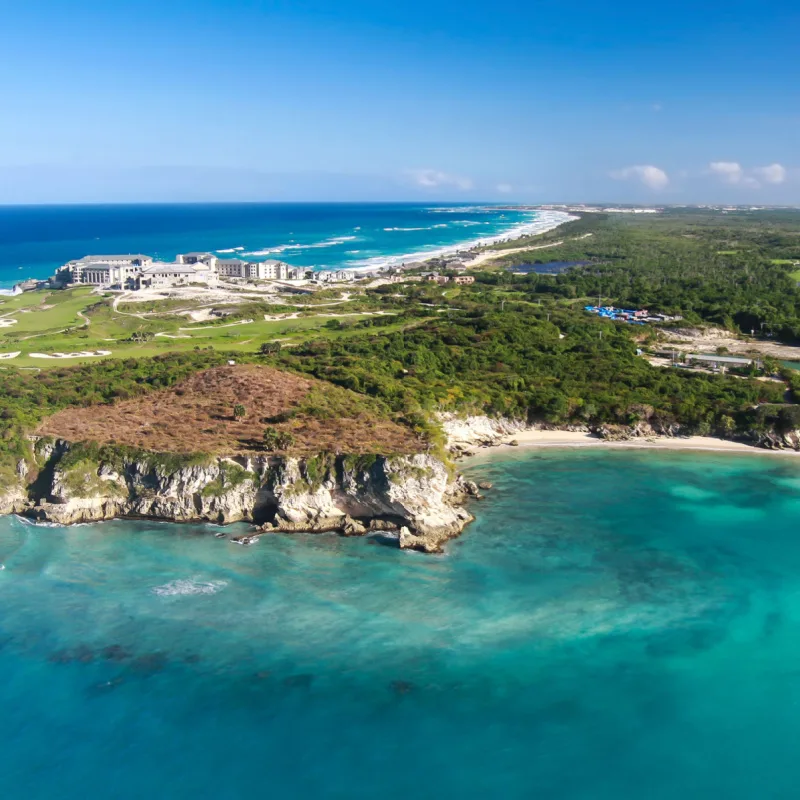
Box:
[0,318,18,328]
[0,351,20,359]
[29,350,112,359]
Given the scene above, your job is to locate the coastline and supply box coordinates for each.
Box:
[1,206,577,290]
[344,209,578,272]
[463,429,800,462]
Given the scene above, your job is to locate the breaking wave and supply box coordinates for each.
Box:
[346,210,576,272]
[242,235,358,258]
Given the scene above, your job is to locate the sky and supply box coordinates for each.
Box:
[0,0,798,204]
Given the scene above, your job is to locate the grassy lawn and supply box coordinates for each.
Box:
[0,288,98,333]
[789,269,800,283]
[0,293,416,367]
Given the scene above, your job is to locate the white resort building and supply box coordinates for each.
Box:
[54,252,304,290]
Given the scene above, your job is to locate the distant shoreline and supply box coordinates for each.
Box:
[347,209,578,272]
[1,204,578,291]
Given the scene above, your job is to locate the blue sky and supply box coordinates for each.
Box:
[0,0,798,203]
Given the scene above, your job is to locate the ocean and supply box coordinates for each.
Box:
[0,203,565,289]
[2,448,800,798]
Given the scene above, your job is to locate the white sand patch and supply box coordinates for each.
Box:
[155,333,192,339]
[179,319,253,331]
[0,318,18,328]
[0,351,20,359]
[466,429,800,458]
[29,350,112,359]
[264,312,300,321]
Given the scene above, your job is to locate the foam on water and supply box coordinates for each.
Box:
[151,578,228,596]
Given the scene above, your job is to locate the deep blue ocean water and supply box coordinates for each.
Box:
[0,203,539,289]
[3,448,800,798]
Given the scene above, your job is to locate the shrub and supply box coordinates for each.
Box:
[263,426,295,451]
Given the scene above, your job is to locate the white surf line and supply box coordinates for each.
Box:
[346,210,578,272]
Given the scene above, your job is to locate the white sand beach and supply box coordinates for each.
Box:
[467,429,800,458]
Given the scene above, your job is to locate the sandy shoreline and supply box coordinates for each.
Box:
[463,429,800,461]
[347,210,578,272]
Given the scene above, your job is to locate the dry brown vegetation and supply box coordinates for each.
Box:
[38,365,422,456]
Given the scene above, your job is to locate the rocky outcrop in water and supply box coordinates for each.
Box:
[8,441,473,553]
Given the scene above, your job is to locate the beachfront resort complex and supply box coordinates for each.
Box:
[53,252,358,290]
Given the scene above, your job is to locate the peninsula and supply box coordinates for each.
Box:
[3,207,800,551]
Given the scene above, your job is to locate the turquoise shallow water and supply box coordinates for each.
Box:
[3,449,800,798]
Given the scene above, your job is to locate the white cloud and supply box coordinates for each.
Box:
[610,164,669,190]
[709,161,748,185]
[753,163,787,185]
[708,161,787,189]
[406,169,473,191]
[496,183,513,193]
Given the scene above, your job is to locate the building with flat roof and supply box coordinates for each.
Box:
[686,353,758,367]
[139,263,201,288]
[55,251,293,289]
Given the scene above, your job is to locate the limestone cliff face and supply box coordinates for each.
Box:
[0,483,27,516]
[13,442,472,552]
[439,413,529,451]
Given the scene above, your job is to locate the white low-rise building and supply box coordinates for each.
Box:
[139,263,202,288]
[55,251,294,289]
[58,254,153,287]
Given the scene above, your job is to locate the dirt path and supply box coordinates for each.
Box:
[471,232,593,267]
[659,328,800,360]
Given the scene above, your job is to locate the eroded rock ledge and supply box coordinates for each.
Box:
[3,441,475,553]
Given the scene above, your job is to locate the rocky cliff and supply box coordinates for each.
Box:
[6,441,474,553]
[439,413,529,453]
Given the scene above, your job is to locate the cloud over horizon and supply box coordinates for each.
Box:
[709,161,788,189]
[610,165,670,191]
[406,169,474,191]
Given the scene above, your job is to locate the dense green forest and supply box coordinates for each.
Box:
[272,307,785,434]
[484,210,800,339]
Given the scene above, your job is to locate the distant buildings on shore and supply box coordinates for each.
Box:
[540,204,662,214]
[54,252,360,289]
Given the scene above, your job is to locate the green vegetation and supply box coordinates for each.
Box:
[263,427,295,451]
[201,461,257,497]
[4,208,800,478]
[270,305,783,434]
[0,285,415,368]
[479,209,800,340]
